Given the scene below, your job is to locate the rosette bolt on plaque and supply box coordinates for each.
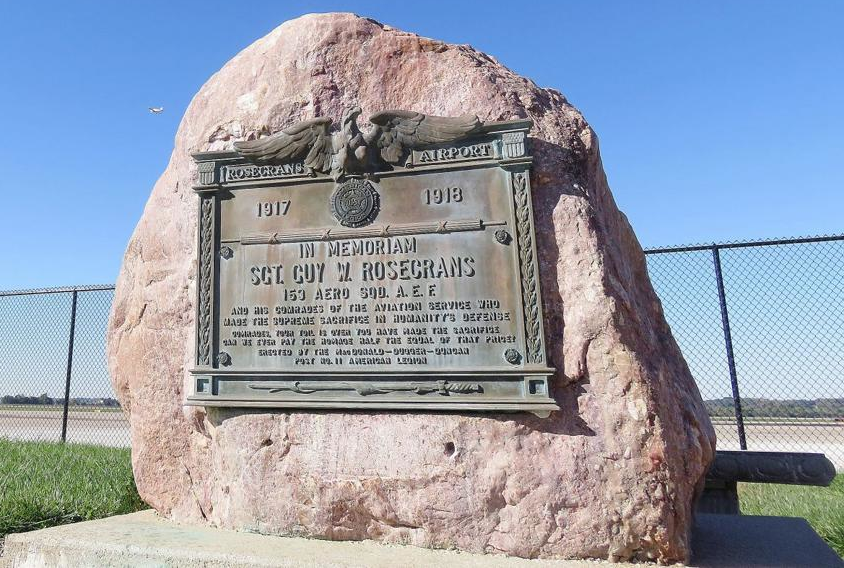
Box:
[218,352,232,366]
[504,349,521,364]
[495,229,512,245]
[219,246,233,260]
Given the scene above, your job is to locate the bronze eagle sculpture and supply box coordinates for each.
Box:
[233,107,482,181]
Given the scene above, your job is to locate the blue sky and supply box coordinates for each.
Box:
[0,1,841,290]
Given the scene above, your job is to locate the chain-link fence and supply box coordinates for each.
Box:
[0,285,128,447]
[0,235,842,467]
[646,235,844,470]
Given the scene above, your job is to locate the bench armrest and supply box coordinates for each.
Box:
[707,451,836,486]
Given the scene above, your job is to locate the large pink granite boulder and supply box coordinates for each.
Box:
[108,12,715,562]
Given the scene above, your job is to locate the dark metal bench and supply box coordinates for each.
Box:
[698,450,837,514]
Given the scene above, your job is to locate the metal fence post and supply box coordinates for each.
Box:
[61,289,78,443]
[711,245,748,450]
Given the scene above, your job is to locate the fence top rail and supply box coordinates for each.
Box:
[643,234,844,255]
[0,284,116,297]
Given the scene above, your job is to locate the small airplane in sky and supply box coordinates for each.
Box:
[148,107,164,114]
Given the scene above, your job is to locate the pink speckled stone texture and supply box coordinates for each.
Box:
[107,13,715,563]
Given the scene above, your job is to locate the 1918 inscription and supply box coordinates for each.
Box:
[189,112,558,417]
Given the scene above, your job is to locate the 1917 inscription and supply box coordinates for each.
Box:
[189,111,558,417]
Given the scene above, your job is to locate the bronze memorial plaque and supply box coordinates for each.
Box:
[188,109,558,416]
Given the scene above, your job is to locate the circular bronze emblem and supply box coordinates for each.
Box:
[331,179,380,227]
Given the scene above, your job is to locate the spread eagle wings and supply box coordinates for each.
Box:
[232,111,483,175]
[233,117,333,173]
[366,110,482,163]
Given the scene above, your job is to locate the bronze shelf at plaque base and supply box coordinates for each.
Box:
[186,369,560,418]
[185,396,559,418]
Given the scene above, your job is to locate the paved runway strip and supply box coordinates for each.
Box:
[0,408,129,447]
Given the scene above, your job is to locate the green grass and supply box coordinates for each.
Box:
[0,439,147,537]
[740,474,844,557]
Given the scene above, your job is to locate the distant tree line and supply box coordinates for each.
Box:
[1,394,120,407]
[706,397,844,419]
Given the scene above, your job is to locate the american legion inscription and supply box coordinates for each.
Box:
[189,108,558,416]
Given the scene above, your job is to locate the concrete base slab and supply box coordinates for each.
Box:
[1,511,841,567]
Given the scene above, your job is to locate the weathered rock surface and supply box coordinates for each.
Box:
[107,13,715,563]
